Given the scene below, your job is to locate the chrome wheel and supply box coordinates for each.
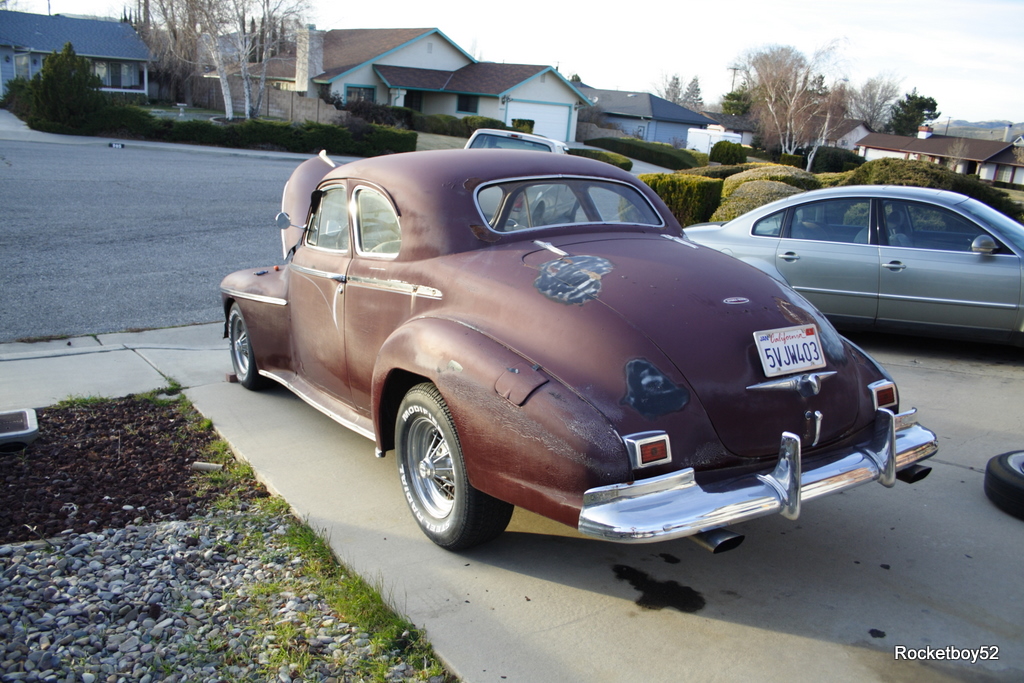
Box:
[405,412,456,519]
[227,304,268,390]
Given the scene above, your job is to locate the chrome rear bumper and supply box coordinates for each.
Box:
[577,409,937,543]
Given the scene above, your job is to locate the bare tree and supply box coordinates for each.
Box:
[848,74,901,130]
[740,43,845,156]
[945,138,970,172]
[145,0,203,105]
[1014,146,1024,166]
[656,73,683,106]
[805,81,849,171]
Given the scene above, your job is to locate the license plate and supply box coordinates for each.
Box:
[753,325,827,377]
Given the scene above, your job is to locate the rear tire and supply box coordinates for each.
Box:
[984,451,1024,521]
[228,304,270,391]
[396,383,513,550]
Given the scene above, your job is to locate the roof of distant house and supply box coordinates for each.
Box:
[0,10,149,61]
[857,131,1012,162]
[579,86,716,126]
[700,111,756,132]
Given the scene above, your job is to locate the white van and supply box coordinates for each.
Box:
[465,128,569,154]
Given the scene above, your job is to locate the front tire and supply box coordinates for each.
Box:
[228,303,269,390]
[396,383,513,550]
[984,451,1024,521]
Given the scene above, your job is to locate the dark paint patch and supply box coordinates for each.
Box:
[470,224,500,242]
[612,564,705,613]
[534,255,613,305]
[869,629,887,639]
[622,358,690,420]
[658,553,681,564]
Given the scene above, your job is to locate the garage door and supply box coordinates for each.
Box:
[507,102,570,141]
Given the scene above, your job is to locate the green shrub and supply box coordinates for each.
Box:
[32,43,105,128]
[688,150,709,167]
[779,153,804,168]
[842,158,1021,219]
[354,124,417,155]
[461,116,507,134]
[711,180,804,221]
[809,146,864,173]
[587,137,700,170]
[0,76,35,118]
[816,171,855,187]
[568,148,633,171]
[79,104,158,137]
[512,119,534,133]
[639,173,723,226]
[722,164,821,198]
[709,140,747,165]
[675,163,761,180]
[417,113,464,136]
[165,119,227,145]
[343,99,402,126]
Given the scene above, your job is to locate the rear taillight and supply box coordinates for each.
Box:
[623,431,672,469]
[870,380,898,410]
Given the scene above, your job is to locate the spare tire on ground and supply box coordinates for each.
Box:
[984,451,1024,521]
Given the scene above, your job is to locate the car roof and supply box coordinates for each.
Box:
[319,149,665,259]
[735,185,971,222]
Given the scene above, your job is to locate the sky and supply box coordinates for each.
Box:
[11,0,1024,124]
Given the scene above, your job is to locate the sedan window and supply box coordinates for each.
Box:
[752,211,785,237]
[787,199,870,243]
[306,186,349,251]
[883,200,987,252]
[477,178,662,233]
[356,188,401,255]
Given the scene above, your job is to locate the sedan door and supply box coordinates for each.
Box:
[876,199,1021,341]
[774,197,880,327]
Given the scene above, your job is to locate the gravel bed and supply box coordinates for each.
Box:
[0,507,444,682]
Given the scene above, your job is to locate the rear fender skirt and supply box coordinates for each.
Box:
[373,317,630,527]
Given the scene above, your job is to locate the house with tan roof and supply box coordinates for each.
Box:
[857,127,1024,186]
[268,26,590,142]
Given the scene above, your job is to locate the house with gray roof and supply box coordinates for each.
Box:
[0,10,150,97]
[577,86,717,146]
[857,127,1024,186]
[266,26,590,141]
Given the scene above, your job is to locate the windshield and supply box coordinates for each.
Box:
[476,177,664,233]
[956,196,1024,253]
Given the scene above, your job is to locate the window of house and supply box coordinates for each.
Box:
[306,186,349,251]
[457,95,479,113]
[14,54,31,80]
[346,86,375,103]
[404,90,423,112]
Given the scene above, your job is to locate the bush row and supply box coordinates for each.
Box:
[585,137,701,170]
[642,158,1022,226]
[568,148,633,171]
[709,140,747,165]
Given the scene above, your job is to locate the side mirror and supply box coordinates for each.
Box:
[970,235,998,254]
[276,211,292,229]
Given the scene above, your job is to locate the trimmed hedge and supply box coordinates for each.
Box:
[722,164,821,198]
[779,153,804,168]
[586,137,701,170]
[841,158,1021,219]
[568,148,633,171]
[639,173,723,226]
[809,146,864,173]
[675,162,761,180]
[710,180,804,222]
[709,140,747,165]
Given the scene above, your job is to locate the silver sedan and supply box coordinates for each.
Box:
[685,185,1024,346]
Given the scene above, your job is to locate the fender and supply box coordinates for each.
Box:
[372,317,631,528]
[220,267,294,374]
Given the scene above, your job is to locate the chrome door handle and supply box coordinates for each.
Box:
[779,252,800,262]
[882,261,906,271]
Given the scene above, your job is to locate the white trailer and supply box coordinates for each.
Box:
[685,128,743,155]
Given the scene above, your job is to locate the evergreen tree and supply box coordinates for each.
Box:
[886,89,940,136]
[681,76,703,111]
[32,43,105,128]
[720,89,751,115]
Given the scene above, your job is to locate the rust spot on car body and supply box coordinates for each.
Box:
[534,255,613,305]
[622,358,690,420]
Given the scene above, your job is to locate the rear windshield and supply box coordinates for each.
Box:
[469,133,552,152]
[476,177,664,233]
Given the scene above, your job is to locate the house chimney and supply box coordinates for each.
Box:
[295,24,324,97]
[1005,124,1013,143]
[917,126,933,139]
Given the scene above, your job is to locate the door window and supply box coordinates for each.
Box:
[355,188,401,255]
[787,199,871,243]
[882,200,987,252]
[305,187,349,251]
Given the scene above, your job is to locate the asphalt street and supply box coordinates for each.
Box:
[0,139,297,341]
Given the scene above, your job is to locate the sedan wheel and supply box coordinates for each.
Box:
[984,451,1024,521]
[396,383,513,550]
[228,304,269,390]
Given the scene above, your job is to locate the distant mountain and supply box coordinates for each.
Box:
[931,120,1024,141]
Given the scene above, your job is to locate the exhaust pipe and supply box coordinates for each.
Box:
[688,528,744,554]
[896,464,931,484]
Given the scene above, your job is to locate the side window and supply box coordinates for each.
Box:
[752,211,784,237]
[788,199,870,243]
[356,188,401,255]
[306,187,349,251]
[883,200,986,251]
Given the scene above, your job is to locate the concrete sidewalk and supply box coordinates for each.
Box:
[2,324,1022,683]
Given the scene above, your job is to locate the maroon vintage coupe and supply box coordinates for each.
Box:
[220,149,938,551]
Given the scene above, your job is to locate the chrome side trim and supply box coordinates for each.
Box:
[346,276,443,300]
[577,408,937,543]
[258,370,376,441]
[290,264,345,280]
[220,288,287,307]
[747,371,836,396]
[876,292,1018,310]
